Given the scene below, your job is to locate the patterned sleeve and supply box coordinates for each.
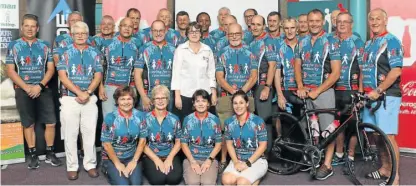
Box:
[94,51,104,73]
[294,43,301,60]
[216,52,225,72]
[101,113,116,142]
[265,40,278,62]
[56,50,68,71]
[46,42,53,64]
[139,112,148,139]
[224,119,232,141]
[249,51,259,70]
[5,41,15,65]
[387,37,403,68]
[214,117,222,143]
[174,116,182,140]
[256,118,267,142]
[355,38,365,66]
[180,116,190,143]
[134,46,145,69]
[329,38,341,61]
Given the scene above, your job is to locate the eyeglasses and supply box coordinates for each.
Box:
[73,32,88,37]
[153,97,168,101]
[152,29,166,34]
[228,32,242,37]
[188,31,201,35]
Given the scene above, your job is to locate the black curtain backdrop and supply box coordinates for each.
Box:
[25,0,97,155]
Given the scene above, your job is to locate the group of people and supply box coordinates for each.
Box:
[6,4,402,186]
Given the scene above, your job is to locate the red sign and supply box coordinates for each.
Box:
[371,0,416,150]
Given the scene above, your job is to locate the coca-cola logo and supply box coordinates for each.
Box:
[402,81,416,97]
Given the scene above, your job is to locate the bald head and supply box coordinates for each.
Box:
[368,8,388,35]
[157,8,172,27]
[152,20,167,43]
[119,17,134,38]
[251,15,266,37]
[228,23,243,47]
[100,15,115,36]
[223,15,237,34]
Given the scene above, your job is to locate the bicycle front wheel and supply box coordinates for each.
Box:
[349,123,397,185]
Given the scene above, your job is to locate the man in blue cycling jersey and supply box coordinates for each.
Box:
[134,20,176,112]
[210,7,230,42]
[176,11,190,45]
[362,8,402,185]
[242,9,256,44]
[197,12,217,51]
[294,9,341,180]
[99,18,143,117]
[91,15,115,53]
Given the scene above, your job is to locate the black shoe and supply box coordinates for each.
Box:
[343,158,355,175]
[332,154,346,166]
[28,155,40,169]
[45,152,62,167]
[315,165,334,180]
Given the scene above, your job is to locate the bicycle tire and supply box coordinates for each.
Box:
[350,123,397,185]
[268,112,307,175]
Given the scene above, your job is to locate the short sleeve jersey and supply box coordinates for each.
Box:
[101,109,148,160]
[56,44,103,97]
[6,38,52,86]
[138,27,181,47]
[216,45,258,97]
[102,36,142,86]
[329,34,364,90]
[145,111,181,157]
[295,32,341,87]
[362,32,403,96]
[275,39,299,90]
[180,112,222,160]
[134,41,176,96]
[249,32,277,85]
[201,33,217,51]
[209,28,225,42]
[91,34,113,54]
[224,113,267,161]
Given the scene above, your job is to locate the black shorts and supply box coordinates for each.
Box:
[335,90,357,111]
[15,87,56,127]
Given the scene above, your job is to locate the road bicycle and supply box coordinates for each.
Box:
[267,93,396,185]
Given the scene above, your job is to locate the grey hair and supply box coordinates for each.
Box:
[71,21,89,34]
[68,11,83,20]
[337,12,354,23]
[151,85,171,102]
[368,8,388,20]
[282,17,298,27]
[218,7,231,14]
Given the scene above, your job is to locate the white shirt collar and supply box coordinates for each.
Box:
[179,40,211,52]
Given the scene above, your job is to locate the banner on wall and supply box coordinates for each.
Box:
[175,0,279,31]
[22,0,96,155]
[1,123,25,165]
[102,0,167,31]
[371,0,416,152]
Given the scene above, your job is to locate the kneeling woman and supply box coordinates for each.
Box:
[143,85,183,185]
[181,89,222,185]
[101,86,147,185]
[222,90,268,185]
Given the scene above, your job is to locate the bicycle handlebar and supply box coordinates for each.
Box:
[353,93,385,114]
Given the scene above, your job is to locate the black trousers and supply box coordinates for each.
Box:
[172,95,217,123]
[142,156,183,185]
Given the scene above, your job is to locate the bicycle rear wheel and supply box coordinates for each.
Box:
[268,112,307,175]
[348,123,396,185]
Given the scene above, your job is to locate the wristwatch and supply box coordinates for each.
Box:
[38,83,45,92]
[376,87,383,94]
[265,83,272,89]
[87,89,93,95]
[208,156,215,162]
[245,160,252,167]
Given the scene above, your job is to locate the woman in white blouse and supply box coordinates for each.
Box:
[171,22,217,122]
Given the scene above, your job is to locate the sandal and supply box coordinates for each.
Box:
[365,170,389,180]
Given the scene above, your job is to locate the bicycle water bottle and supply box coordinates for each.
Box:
[321,120,341,138]
[285,103,293,114]
[310,114,320,137]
